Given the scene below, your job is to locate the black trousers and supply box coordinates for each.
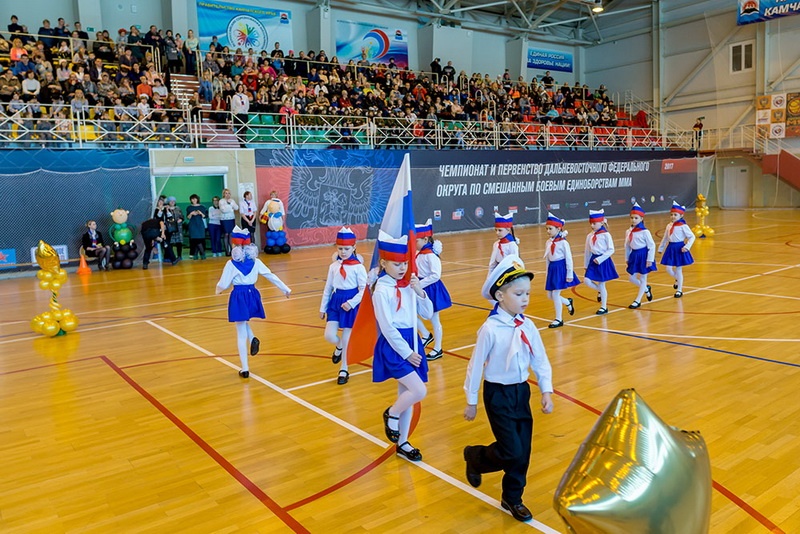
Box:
[142,229,175,265]
[469,381,533,504]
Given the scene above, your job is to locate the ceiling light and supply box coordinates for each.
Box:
[592,0,604,13]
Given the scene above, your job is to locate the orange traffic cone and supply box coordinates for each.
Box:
[77,254,92,275]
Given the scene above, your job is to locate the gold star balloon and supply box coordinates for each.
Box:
[554,389,711,534]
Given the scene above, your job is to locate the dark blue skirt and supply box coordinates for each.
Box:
[228,284,265,322]
[626,247,658,275]
[660,241,694,267]
[326,287,360,328]
[220,219,235,234]
[373,327,428,383]
[585,253,620,282]
[545,259,581,291]
[423,280,452,312]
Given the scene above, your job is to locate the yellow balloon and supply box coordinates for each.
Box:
[30,317,46,333]
[41,311,53,321]
[694,228,703,237]
[60,316,79,332]
[35,240,61,272]
[706,228,715,236]
[41,271,54,281]
[36,270,47,280]
[50,280,62,291]
[61,309,74,319]
[39,279,51,290]
[57,270,68,283]
[41,320,61,337]
[51,309,63,321]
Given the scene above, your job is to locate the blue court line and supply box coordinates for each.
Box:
[451,301,800,369]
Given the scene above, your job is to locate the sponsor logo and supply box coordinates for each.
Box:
[602,200,612,207]
[566,202,581,208]
[659,195,664,201]
[395,29,403,40]
[630,196,637,204]
[227,15,268,49]
[508,206,518,214]
[452,208,464,221]
[739,0,759,16]
[524,206,539,211]
[280,12,289,23]
[433,210,442,221]
[650,195,656,203]
[475,206,484,218]
[0,248,17,270]
[547,203,560,210]
[584,200,596,207]
[617,199,627,204]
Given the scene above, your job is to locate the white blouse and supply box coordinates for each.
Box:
[416,252,442,288]
[216,259,291,295]
[319,260,368,313]
[219,198,238,220]
[488,240,519,272]
[658,222,696,252]
[373,274,433,359]
[584,231,615,268]
[624,227,656,262]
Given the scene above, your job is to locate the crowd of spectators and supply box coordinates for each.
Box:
[1,11,629,148]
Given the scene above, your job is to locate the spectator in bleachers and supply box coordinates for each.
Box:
[74,21,89,45]
[208,35,222,53]
[6,91,25,114]
[21,70,40,100]
[127,26,144,61]
[10,38,27,62]
[202,52,220,76]
[164,29,181,73]
[54,18,69,39]
[39,71,61,105]
[12,54,35,78]
[117,77,134,100]
[70,88,89,118]
[81,72,99,105]
[8,15,23,42]
[210,92,227,123]
[184,29,199,75]
[37,19,56,48]
[63,71,82,99]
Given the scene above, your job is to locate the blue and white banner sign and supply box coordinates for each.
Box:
[526,47,573,73]
[737,0,800,25]
[197,0,293,51]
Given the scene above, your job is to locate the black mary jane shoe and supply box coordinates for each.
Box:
[332,347,342,364]
[566,298,575,316]
[646,285,653,302]
[548,320,564,329]
[674,291,683,298]
[596,292,602,302]
[673,282,679,290]
[596,307,608,315]
[250,337,260,356]
[421,333,434,348]
[628,301,641,309]
[501,499,533,522]
[463,446,482,488]
[383,407,400,443]
[336,370,349,385]
[238,370,250,379]
[426,349,443,361]
[396,441,422,461]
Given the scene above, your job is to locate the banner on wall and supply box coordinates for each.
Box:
[254,149,696,246]
[737,0,800,25]
[335,20,409,69]
[526,47,573,73]
[755,92,800,138]
[197,0,293,52]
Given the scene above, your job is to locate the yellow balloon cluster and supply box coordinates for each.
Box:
[692,194,715,238]
[31,240,79,337]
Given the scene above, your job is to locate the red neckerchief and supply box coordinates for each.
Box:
[628,221,646,243]
[514,316,533,355]
[669,219,686,236]
[339,254,360,279]
[550,235,564,255]
[380,272,409,311]
[497,233,514,257]
[592,228,607,245]
[417,243,434,256]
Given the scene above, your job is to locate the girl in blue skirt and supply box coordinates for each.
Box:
[374,231,433,462]
[544,212,580,328]
[319,227,367,385]
[625,203,657,309]
[414,219,452,361]
[658,201,695,298]
[215,227,291,378]
[583,209,619,315]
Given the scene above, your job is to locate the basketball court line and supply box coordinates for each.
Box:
[145,319,560,532]
[285,369,372,391]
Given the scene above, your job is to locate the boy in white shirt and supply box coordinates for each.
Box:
[463,254,554,523]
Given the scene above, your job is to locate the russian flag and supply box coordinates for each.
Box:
[348,154,416,364]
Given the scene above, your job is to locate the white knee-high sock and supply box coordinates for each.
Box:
[246,323,255,342]
[629,274,642,287]
[584,278,600,291]
[416,317,430,339]
[552,290,563,321]
[675,267,684,291]
[236,321,249,371]
[398,406,413,445]
[339,328,351,372]
[431,312,443,351]
[635,274,648,302]
[666,265,676,280]
[324,322,341,347]
[599,282,608,308]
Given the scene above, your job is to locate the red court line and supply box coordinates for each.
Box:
[0,356,101,375]
[442,350,784,533]
[101,356,309,534]
[284,403,422,511]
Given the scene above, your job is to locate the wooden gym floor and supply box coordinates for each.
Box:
[1,208,799,533]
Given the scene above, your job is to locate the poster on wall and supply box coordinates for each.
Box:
[737,0,800,25]
[335,20,409,68]
[197,0,293,52]
[526,47,573,73]
[756,92,797,138]
[786,93,800,137]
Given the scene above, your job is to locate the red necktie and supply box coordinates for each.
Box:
[669,221,685,236]
[628,227,642,243]
[550,236,563,255]
[339,258,360,279]
[514,317,533,355]
[497,241,504,257]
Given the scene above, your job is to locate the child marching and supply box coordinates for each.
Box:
[319,227,368,385]
[415,219,452,361]
[543,212,580,328]
[488,212,519,273]
[658,201,695,298]
[624,203,657,309]
[215,227,291,378]
[583,209,619,315]
[463,254,554,523]
[374,231,433,462]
